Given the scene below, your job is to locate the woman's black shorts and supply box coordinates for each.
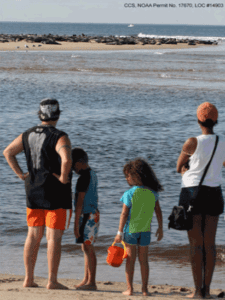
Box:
[179,185,224,216]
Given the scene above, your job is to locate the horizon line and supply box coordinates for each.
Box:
[0,21,225,26]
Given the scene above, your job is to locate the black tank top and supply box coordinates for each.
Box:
[22,125,72,210]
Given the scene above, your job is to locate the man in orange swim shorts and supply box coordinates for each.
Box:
[3,99,72,290]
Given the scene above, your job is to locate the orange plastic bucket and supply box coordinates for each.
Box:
[106,241,128,267]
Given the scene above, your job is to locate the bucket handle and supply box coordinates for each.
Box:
[112,241,127,259]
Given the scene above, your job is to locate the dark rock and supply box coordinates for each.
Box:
[126,40,137,45]
[0,33,217,47]
[55,37,67,41]
[81,38,90,42]
[102,39,113,43]
[93,39,102,43]
[34,37,43,43]
[44,39,61,45]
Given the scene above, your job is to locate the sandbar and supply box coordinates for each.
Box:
[0,40,211,51]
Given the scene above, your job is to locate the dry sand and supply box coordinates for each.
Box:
[0,40,210,51]
[0,274,224,300]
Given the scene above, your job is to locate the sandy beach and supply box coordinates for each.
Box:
[0,274,224,300]
[0,40,210,51]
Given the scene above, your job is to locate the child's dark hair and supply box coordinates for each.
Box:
[123,158,163,192]
[72,147,88,165]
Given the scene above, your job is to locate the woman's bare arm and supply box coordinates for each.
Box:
[177,137,197,173]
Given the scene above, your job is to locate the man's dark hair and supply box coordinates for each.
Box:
[72,147,88,165]
[198,119,217,128]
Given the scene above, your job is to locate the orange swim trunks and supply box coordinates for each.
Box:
[27,208,72,230]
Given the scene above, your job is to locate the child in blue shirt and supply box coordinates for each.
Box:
[114,158,163,296]
[72,147,99,291]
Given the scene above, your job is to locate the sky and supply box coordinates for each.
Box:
[1,0,225,25]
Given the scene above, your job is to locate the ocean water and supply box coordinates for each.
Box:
[1,21,225,41]
[0,22,225,288]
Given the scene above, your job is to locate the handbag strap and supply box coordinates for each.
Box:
[199,135,219,187]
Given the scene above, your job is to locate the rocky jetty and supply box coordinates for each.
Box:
[0,33,218,46]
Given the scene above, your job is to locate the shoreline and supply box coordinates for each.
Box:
[0,274,224,300]
[2,244,225,290]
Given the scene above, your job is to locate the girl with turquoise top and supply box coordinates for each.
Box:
[114,158,163,296]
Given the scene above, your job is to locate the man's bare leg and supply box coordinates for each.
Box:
[23,226,45,287]
[46,227,68,289]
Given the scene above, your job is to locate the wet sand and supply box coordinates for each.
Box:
[0,40,208,51]
[0,274,224,299]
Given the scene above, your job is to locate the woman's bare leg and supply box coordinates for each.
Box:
[187,215,204,299]
[202,215,219,299]
[123,243,136,296]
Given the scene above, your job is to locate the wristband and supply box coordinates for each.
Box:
[117,231,123,236]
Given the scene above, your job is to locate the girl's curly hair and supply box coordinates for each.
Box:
[123,158,163,192]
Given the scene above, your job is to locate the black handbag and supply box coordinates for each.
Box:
[168,205,193,231]
[168,135,219,231]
